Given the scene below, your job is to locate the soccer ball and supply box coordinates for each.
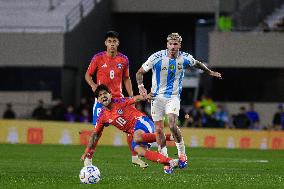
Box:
[79,165,101,184]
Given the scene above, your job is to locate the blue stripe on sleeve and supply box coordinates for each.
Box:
[183,58,191,68]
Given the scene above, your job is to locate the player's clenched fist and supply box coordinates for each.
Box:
[147,92,154,101]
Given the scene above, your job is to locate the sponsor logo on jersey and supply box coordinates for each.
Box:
[101,63,107,68]
[169,64,175,71]
[162,67,167,71]
[117,109,123,114]
[108,119,113,123]
[117,63,122,69]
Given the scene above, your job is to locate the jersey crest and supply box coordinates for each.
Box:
[117,63,122,69]
[117,108,123,115]
[169,64,175,71]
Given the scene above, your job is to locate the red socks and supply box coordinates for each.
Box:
[141,133,156,143]
[141,133,173,143]
[144,150,172,165]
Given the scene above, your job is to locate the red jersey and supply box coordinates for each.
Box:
[87,51,129,98]
[94,97,144,135]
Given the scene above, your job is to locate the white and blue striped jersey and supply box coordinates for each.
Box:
[142,50,196,98]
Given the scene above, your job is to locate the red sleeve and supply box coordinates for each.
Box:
[113,97,135,107]
[123,57,130,78]
[124,97,135,106]
[87,56,98,75]
[94,115,105,134]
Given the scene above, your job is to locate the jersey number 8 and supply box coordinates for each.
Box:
[110,70,115,79]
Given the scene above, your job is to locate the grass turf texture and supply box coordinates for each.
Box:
[0,144,283,189]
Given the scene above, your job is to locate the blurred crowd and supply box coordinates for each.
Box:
[259,17,284,32]
[176,95,284,131]
[2,98,92,123]
[2,95,284,130]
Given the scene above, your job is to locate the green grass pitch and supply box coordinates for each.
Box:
[0,144,283,189]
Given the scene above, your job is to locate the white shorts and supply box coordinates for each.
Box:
[151,96,180,121]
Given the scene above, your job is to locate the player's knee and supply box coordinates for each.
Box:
[133,130,144,142]
[134,146,145,156]
[168,123,174,130]
[168,117,177,128]
[133,134,141,143]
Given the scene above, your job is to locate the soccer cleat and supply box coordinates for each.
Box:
[169,159,179,168]
[84,157,93,166]
[164,165,173,174]
[164,159,179,174]
[178,154,188,169]
[132,156,149,168]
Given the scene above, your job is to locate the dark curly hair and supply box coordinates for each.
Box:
[104,30,119,40]
[94,84,111,98]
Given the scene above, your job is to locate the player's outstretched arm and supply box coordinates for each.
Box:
[194,61,222,79]
[132,92,153,103]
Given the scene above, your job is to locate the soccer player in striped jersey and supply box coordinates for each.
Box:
[81,84,179,174]
[85,31,147,168]
[136,33,222,167]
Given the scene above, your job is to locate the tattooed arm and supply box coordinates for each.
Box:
[80,131,102,161]
[86,132,100,152]
[194,60,222,79]
[136,67,148,98]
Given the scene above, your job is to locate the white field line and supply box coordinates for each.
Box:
[190,157,269,163]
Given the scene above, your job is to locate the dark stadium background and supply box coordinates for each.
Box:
[1,0,284,129]
[0,0,283,106]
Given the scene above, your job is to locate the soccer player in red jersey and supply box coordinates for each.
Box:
[84,31,147,168]
[85,31,131,97]
[80,84,181,174]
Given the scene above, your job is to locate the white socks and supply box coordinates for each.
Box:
[84,157,92,166]
[158,146,168,157]
[132,155,139,161]
[175,139,185,156]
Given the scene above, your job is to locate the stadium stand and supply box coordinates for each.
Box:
[265,3,284,31]
[0,0,283,129]
[0,0,110,105]
[0,91,52,118]
[0,0,93,32]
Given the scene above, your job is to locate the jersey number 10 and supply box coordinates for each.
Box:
[116,117,126,126]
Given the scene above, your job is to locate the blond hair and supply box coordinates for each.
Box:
[167,33,182,42]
